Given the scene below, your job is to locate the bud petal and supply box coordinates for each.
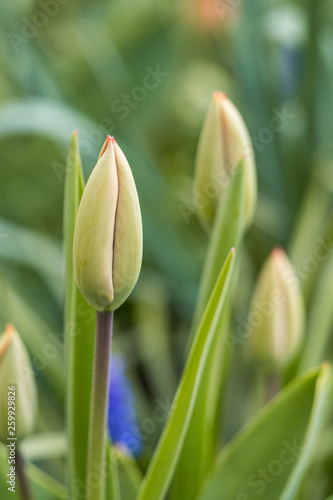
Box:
[0,325,38,439]
[194,92,257,230]
[248,248,305,369]
[73,137,143,311]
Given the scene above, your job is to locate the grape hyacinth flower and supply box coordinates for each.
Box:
[108,356,142,456]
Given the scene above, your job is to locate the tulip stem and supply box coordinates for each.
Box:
[16,448,32,500]
[86,310,114,500]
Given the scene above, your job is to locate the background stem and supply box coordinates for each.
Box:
[16,448,32,500]
[86,310,114,500]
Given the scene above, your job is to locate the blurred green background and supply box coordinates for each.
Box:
[1,0,333,497]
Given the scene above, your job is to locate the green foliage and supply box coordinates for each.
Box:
[1,0,333,498]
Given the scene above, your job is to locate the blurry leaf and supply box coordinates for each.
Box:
[106,444,121,500]
[115,447,143,500]
[20,432,66,461]
[196,365,331,500]
[0,217,63,302]
[63,133,97,497]
[136,249,235,500]
[0,98,97,145]
[134,275,177,400]
[288,179,332,301]
[299,252,333,371]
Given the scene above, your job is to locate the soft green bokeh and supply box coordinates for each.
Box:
[1,0,333,498]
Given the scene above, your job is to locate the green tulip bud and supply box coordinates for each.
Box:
[0,325,38,440]
[194,92,257,231]
[248,248,305,370]
[73,136,143,311]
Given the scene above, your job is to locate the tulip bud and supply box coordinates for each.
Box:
[248,248,305,369]
[0,325,38,439]
[73,136,143,311]
[194,92,257,231]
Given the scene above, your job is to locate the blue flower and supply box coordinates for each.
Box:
[107,355,142,456]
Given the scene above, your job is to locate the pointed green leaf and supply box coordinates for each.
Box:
[173,162,246,500]
[64,133,97,497]
[105,444,121,500]
[136,248,236,500]
[196,365,331,500]
[116,448,143,500]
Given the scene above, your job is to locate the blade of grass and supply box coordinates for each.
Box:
[136,248,236,500]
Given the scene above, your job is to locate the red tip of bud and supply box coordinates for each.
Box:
[272,247,285,260]
[73,129,78,136]
[213,91,227,101]
[5,324,14,334]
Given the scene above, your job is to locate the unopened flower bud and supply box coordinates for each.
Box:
[248,248,305,369]
[194,92,257,230]
[0,325,38,439]
[73,136,143,311]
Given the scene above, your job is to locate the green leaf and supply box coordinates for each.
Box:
[136,248,236,500]
[105,444,121,500]
[195,365,331,500]
[20,432,66,461]
[63,133,97,497]
[115,448,143,500]
[0,217,63,303]
[279,363,332,500]
[299,252,333,371]
[192,161,246,329]
[172,162,246,500]
[106,444,144,500]
[0,99,97,145]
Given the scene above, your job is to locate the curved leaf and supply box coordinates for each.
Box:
[136,249,236,500]
[196,365,331,500]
